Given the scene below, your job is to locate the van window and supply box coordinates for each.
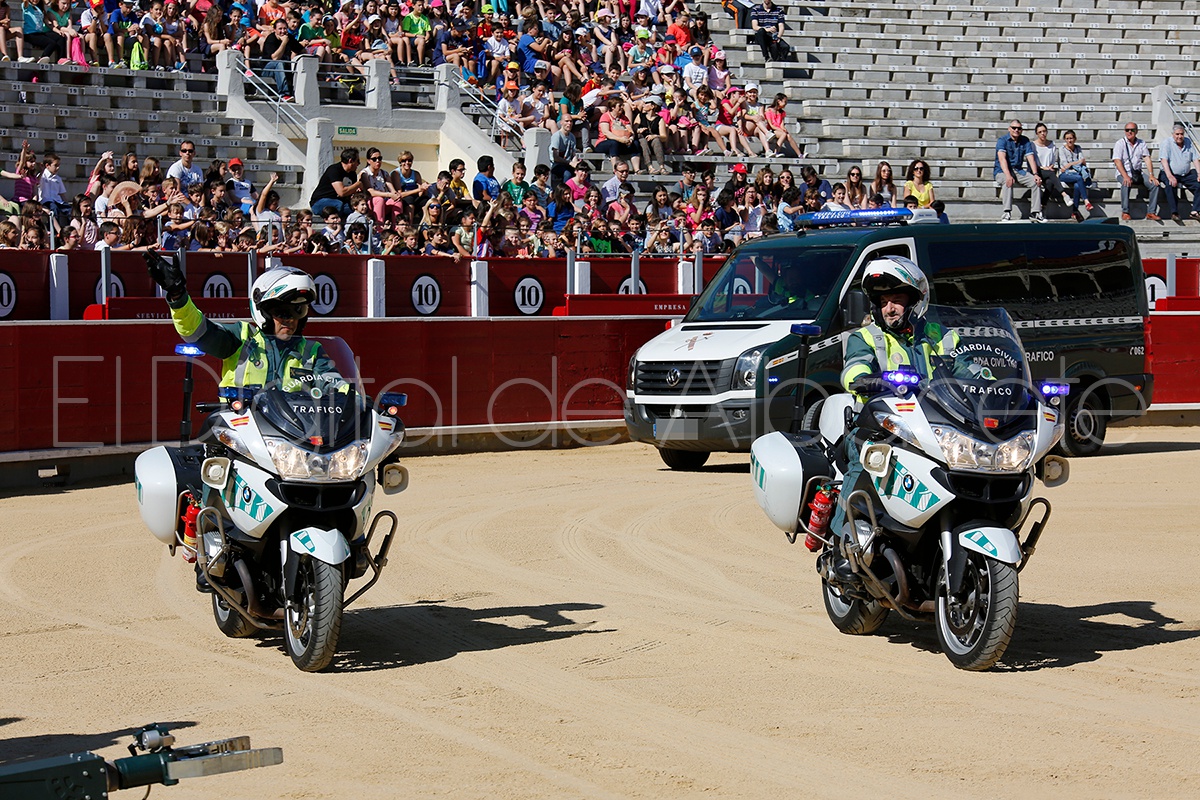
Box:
[686,240,854,322]
[925,238,1133,319]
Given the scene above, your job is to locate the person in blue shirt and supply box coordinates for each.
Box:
[103,0,140,66]
[472,155,501,203]
[993,118,1044,222]
[796,165,832,206]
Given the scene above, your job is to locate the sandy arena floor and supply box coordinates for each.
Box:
[2,426,1200,798]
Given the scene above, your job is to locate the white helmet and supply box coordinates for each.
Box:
[250,266,316,333]
[860,256,929,333]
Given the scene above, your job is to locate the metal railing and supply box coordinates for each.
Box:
[242,57,310,140]
[1165,91,1200,151]
[451,71,525,150]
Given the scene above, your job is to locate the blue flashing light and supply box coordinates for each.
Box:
[790,323,823,337]
[219,386,260,402]
[379,392,408,408]
[883,370,921,386]
[798,207,913,227]
[767,375,780,385]
[174,343,204,357]
[1039,382,1071,397]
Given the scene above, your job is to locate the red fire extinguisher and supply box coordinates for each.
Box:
[180,499,200,564]
[804,485,836,552]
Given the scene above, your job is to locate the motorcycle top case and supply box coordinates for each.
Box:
[750,431,834,533]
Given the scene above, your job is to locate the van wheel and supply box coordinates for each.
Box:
[658,448,710,471]
[1054,391,1107,457]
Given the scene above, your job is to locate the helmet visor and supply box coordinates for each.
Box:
[264,300,310,321]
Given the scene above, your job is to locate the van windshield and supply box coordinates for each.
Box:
[685,240,854,322]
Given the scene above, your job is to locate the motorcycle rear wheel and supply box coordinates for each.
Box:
[935,554,1018,671]
[822,580,889,635]
[212,593,257,638]
[284,556,345,672]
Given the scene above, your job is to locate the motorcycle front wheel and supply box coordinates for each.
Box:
[822,580,889,635]
[935,554,1018,671]
[284,556,345,672]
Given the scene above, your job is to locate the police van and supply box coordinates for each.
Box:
[624,213,1152,469]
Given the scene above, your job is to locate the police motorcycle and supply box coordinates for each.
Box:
[750,305,1071,670]
[135,269,409,672]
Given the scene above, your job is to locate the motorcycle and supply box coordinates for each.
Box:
[135,337,409,672]
[750,306,1071,670]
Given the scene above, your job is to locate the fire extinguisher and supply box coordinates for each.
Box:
[180,498,200,564]
[804,484,836,552]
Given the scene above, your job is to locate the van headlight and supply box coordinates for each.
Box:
[627,354,638,390]
[932,428,1035,473]
[265,438,369,481]
[731,348,763,390]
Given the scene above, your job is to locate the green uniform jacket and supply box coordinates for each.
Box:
[169,295,343,391]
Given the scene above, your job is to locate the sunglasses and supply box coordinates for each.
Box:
[268,302,309,321]
[180,148,195,153]
[399,158,413,163]
[368,155,382,161]
[1009,126,1022,131]
[1125,128,1138,133]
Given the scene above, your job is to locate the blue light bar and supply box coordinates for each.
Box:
[1039,382,1071,397]
[798,207,914,227]
[790,323,823,337]
[883,370,921,386]
[219,386,260,402]
[174,343,204,357]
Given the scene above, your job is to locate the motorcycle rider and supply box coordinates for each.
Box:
[145,251,345,393]
[829,257,948,568]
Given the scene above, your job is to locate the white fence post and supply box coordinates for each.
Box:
[470,259,489,317]
[99,244,112,304]
[49,253,69,320]
[1167,252,1177,296]
[573,259,591,295]
[676,257,694,294]
[366,257,386,318]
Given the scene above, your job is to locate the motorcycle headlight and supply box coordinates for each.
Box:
[731,348,763,390]
[873,412,918,446]
[932,428,1036,473]
[265,438,370,481]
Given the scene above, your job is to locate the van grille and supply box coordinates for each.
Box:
[635,361,729,395]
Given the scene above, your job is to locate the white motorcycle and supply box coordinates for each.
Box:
[135,338,409,672]
[750,306,1070,670]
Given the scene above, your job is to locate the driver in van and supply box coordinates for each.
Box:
[829,256,947,573]
[146,251,345,394]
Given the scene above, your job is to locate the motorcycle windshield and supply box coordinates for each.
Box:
[919,305,1036,427]
[255,386,373,452]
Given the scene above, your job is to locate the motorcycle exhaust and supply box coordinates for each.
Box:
[195,506,281,631]
[234,558,284,620]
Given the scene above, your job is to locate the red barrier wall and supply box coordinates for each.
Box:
[0,317,668,453]
[382,257,471,316]
[1149,306,1200,405]
[0,250,51,320]
[1142,258,1200,303]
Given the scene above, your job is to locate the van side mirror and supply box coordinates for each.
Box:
[842,290,869,327]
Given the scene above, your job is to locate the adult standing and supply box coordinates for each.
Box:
[166,140,204,194]
[310,148,365,219]
[1158,123,1200,222]
[1112,121,1160,221]
[994,119,1043,222]
[749,0,788,62]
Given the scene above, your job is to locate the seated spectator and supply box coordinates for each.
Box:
[595,98,642,171]
[0,2,26,62]
[996,119,1044,222]
[310,148,365,219]
[797,165,832,206]
[869,160,898,208]
[1158,123,1200,222]
[472,155,502,203]
[750,0,789,62]
[260,19,305,99]
[1056,129,1092,215]
[564,162,591,202]
[902,159,936,209]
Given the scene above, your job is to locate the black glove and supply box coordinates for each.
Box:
[849,375,888,396]
[145,250,187,303]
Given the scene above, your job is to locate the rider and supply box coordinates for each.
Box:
[830,256,947,559]
[146,251,345,393]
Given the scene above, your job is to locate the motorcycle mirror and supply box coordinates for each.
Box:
[842,289,869,327]
[790,323,823,338]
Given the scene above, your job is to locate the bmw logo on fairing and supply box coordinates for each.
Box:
[665,368,681,387]
[242,486,253,502]
[902,475,915,492]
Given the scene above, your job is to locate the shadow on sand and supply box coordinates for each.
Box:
[0,721,197,766]
[878,599,1200,671]
[247,602,608,673]
[1095,440,1200,457]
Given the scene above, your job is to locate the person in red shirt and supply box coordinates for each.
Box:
[665,10,691,49]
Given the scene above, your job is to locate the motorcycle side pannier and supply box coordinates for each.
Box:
[750,431,834,534]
